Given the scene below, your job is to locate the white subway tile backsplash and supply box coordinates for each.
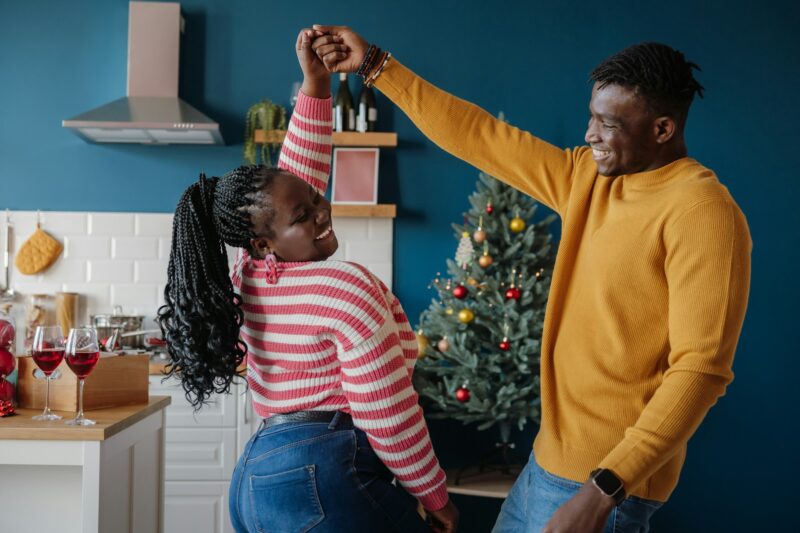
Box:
[6,210,394,322]
[112,237,159,259]
[135,260,169,284]
[88,259,134,283]
[345,239,393,263]
[65,236,111,259]
[40,259,88,283]
[111,283,159,310]
[40,212,88,236]
[135,214,174,236]
[88,213,135,236]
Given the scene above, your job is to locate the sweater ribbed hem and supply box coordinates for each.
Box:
[295,91,333,121]
[419,481,450,511]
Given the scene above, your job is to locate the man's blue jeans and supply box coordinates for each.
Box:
[229,412,430,532]
[492,452,662,533]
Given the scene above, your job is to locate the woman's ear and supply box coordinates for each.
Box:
[249,237,272,259]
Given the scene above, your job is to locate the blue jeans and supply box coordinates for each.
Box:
[492,452,662,533]
[229,412,431,532]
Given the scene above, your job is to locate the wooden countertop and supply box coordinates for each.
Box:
[0,396,170,441]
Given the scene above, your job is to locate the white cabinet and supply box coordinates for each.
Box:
[164,481,234,533]
[150,376,245,533]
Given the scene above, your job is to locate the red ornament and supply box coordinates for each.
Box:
[452,285,468,299]
[505,287,521,301]
[485,203,494,215]
[0,320,14,348]
[0,398,15,417]
[455,387,470,402]
[0,348,14,379]
[0,379,14,403]
[499,339,511,351]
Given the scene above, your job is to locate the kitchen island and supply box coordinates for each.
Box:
[0,396,170,533]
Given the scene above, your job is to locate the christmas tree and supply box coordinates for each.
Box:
[413,169,556,445]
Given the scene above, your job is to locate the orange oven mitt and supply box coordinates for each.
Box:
[15,224,63,275]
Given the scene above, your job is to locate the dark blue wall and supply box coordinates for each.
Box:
[2,1,797,531]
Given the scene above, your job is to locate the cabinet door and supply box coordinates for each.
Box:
[164,481,234,533]
[165,428,238,481]
[150,375,238,428]
[236,386,265,455]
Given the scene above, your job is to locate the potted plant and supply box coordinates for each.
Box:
[243,100,287,166]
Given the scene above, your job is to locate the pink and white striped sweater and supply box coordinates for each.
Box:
[231,91,449,511]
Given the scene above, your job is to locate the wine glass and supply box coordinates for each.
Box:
[31,325,66,421]
[64,327,100,426]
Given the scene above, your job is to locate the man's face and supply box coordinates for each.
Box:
[584,82,661,176]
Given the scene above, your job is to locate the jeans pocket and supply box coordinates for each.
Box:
[249,465,325,533]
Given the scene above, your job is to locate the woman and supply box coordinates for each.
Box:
[157,29,459,533]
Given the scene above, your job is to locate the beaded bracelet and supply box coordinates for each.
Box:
[364,50,388,83]
[365,52,391,87]
[357,44,378,77]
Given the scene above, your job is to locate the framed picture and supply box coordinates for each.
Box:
[331,148,380,204]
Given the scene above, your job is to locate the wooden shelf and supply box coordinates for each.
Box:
[332,204,396,218]
[254,129,397,147]
[445,468,519,499]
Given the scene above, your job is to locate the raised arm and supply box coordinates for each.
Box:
[311,25,577,215]
[277,29,333,194]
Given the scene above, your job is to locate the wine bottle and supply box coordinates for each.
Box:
[334,73,355,132]
[357,85,378,132]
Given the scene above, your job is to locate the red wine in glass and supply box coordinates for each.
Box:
[31,348,65,375]
[65,350,99,379]
[65,327,100,426]
[31,326,66,421]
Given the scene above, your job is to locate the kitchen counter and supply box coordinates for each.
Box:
[0,396,169,440]
[0,396,170,533]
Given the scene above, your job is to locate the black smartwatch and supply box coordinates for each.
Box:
[589,468,626,505]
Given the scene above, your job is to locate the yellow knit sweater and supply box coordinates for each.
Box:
[375,59,752,501]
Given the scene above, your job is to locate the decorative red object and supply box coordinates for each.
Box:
[0,319,14,347]
[452,285,468,299]
[0,348,14,378]
[0,379,14,403]
[0,398,15,417]
[505,287,521,301]
[499,340,511,351]
[455,387,470,402]
[486,203,494,215]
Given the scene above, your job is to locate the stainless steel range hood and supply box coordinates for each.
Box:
[63,1,223,145]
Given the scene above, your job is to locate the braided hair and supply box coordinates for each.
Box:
[157,165,282,409]
[590,42,705,120]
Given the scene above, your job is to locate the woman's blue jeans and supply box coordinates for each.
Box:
[229,412,431,532]
[492,451,663,533]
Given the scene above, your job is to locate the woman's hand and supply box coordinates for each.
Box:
[310,25,369,73]
[426,500,460,533]
[295,28,331,98]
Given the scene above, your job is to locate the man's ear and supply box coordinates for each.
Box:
[653,116,677,144]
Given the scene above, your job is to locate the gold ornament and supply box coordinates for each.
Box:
[467,278,479,287]
[416,330,429,358]
[445,307,454,315]
[510,216,526,233]
[478,254,493,268]
[473,229,486,244]
[458,308,475,324]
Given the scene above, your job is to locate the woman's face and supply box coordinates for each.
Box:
[249,172,338,262]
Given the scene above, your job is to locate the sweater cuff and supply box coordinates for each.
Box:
[373,57,414,100]
[295,91,332,121]
[418,481,450,512]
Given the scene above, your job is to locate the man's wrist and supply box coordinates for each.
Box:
[589,468,626,506]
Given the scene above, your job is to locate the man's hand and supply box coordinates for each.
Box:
[295,28,330,98]
[311,24,369,73]
[542,480,615,533]
[426,500,460,533]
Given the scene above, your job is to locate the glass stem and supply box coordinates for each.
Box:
[43,375,51,415]
[77,378,85,420]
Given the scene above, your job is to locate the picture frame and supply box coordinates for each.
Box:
[331,147,380,204]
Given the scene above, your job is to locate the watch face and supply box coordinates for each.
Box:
[594,469,623,495]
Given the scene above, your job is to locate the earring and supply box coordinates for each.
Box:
[264,251,278,284]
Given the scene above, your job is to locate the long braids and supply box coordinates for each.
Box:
[157,165,280,409]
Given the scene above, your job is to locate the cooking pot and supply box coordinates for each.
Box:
[91,306,145,348]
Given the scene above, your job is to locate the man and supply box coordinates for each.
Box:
[311,27,751,533]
